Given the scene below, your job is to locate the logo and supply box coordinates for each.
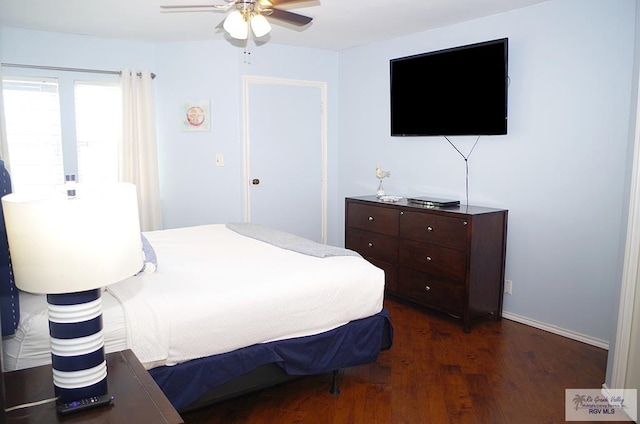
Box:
[566,389,637,421]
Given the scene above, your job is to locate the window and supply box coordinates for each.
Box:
[2,75,122,192]
[74,81,122,184]
[2,77,64,192]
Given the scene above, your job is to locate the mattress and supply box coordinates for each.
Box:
[3,224,385,371]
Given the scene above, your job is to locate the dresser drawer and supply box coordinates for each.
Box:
[346,228,398,264]
[347,203,399,236]
[399,210,468,250]
[399,239,466,282]
[397,268,464,314]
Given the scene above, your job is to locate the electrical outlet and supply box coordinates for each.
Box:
[504,280,513,295]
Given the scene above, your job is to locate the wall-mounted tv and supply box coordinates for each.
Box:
[390,38,508,137]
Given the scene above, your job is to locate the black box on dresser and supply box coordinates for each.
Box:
[345,196,508,332]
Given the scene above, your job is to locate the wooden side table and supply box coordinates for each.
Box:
[5,349,184,424]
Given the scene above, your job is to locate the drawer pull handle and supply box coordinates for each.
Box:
[463,221,468,226]
[368,242,373,247]
[427,226,433,232]
[368,216,374,221]
[425,285,431,292]
[426,256,432,261]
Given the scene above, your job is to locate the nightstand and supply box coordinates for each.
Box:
[5,349,184,423]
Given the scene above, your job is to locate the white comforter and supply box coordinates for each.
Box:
[5,225,384,371]
[19,224,381,370]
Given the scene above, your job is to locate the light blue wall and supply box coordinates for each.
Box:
[338,0,637,345]
[0,0,637,368]
[0,28,155,71]
[153,41,338,229]
[153,40,244,228]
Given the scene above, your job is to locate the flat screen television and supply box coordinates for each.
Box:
[390,38,508,137]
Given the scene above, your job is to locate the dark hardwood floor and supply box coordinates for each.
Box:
[182,297,609,424]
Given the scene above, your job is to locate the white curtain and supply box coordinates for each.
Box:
[119,69,163,231]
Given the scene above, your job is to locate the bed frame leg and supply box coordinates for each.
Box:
[330,369,341,395]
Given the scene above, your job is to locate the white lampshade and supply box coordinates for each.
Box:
[230,25,249,40]
[223,10,248,39]
[2,182,143,294]
[250,14,271,38]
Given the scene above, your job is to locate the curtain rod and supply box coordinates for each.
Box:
[0,63,156,79]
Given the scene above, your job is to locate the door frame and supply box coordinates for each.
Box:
[610,61,640,393]
[241,75,328,243]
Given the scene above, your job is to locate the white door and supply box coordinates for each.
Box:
[243,76,327,243]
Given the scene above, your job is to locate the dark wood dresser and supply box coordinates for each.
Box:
[345,196,508,332]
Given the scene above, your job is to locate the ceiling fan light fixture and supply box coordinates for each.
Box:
[250,14,271,38]
[223,10,246,35]
[161,0,313,43]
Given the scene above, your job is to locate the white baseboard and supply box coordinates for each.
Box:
[501,311,609,350]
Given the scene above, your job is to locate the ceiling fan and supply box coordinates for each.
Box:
[160,0,314,40]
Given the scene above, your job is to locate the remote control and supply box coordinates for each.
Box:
[56,394,114,415]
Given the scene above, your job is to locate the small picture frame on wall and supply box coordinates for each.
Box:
[181,100,211,132]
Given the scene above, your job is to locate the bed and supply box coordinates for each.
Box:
[0,164,393,411]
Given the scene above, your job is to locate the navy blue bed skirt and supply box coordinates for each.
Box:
[149,308,393,410]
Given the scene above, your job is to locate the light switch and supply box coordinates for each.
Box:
[215,153,224,167]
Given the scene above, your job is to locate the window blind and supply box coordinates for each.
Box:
[2,77,64,192]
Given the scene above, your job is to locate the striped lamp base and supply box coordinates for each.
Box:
[47,289,108,403]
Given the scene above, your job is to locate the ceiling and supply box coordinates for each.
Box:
[0,0,549,51]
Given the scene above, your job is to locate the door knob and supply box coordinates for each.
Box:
[252,179,260,185]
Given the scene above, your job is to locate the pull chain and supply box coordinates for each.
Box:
[243,26,252,64]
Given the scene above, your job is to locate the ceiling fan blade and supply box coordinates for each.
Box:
[268,8,313,26]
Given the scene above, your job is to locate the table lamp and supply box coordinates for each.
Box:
[1,182,142,404]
